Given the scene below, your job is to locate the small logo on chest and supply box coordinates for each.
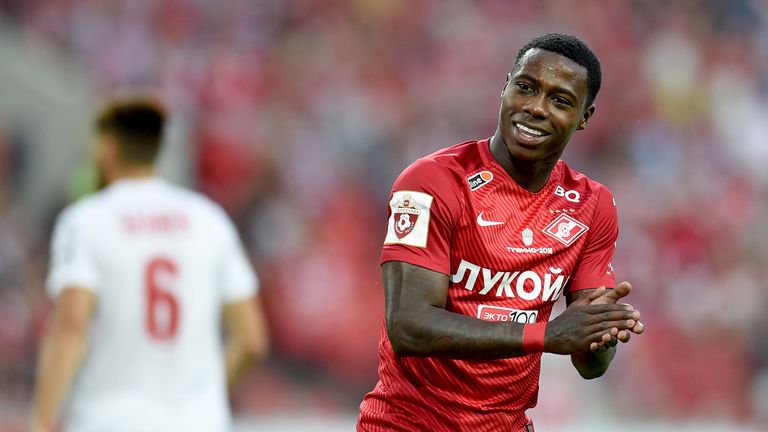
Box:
[476,211,504,227]
[507,227,552,255]
[521,227,534,246]
[467,171,493,191]
[548,208,576,214]
[543,214,589,246]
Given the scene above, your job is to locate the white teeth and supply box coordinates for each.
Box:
[516,123,545,136]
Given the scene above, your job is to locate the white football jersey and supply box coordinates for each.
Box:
[47,177,258,432]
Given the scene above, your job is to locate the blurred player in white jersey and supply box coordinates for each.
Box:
[30,97,269,432]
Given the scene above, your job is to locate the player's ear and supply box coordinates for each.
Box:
[577,105,595,130]
[501,73,512,97]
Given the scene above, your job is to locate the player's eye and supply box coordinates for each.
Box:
[551,96,572,107]
[515,82,533,93]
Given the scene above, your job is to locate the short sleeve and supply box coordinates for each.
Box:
[218,214,258,303]
[380,158,463,276]
[46,205,100,298]
[567,186,618,292]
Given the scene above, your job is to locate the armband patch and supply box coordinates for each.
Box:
[384,191,433,248]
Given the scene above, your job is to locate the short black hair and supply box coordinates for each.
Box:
[514,33,602,107]
[96,97,166,164]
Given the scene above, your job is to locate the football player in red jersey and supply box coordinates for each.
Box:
[358,33,644,432]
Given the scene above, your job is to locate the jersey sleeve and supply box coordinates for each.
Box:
[218,212,258,303]
[567,185,618,292]
[380,158,463,276]
[46,204,100,298]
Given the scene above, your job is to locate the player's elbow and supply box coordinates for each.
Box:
[577,368,606,380]
[573,361,608,380]
[387,331,417,357]
[385,314,423,356]
[571,350,613,379]
[387,330,409,356]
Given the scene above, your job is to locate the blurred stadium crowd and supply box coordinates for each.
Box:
[0,0,766,429]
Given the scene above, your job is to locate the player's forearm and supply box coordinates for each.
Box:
[388,305,528,359]
[30,326,88,429]
[384,262,529,359]
[570,346,616,379]
[225,339,264,390]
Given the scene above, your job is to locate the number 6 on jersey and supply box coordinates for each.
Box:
[145,257,179,340]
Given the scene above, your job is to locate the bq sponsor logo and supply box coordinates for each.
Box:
[554,185,581,203]
[451,259,568,302]
[467,171,493,191]
[477,304,538,323]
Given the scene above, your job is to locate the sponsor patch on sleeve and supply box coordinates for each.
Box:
[384,191,433,248]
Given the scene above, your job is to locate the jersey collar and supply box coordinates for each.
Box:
[478,138,563,196]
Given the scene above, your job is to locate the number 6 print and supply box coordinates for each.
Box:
[145,257,179,340]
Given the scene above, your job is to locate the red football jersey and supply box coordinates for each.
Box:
[358,139,618,431]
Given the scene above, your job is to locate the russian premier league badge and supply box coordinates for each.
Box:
[385,191,433,247]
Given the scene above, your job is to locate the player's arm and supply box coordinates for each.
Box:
[563,186,644,378]
[384,261,639,359]
[223,294,269,390]
[30,287,95,432]
[566,288,619,379]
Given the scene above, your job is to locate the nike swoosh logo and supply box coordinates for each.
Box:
[477,211,504,227]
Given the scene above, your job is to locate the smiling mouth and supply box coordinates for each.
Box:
[512,122,550,144]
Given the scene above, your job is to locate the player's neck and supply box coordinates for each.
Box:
[106,164,156,184]
[489,132,557,193]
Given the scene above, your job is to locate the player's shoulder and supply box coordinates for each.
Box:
[163,182,233,225]
[55,191,107,228]
[401,139,486,182]
[556,160,614,203]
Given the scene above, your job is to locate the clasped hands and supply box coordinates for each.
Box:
[579,282,645,352]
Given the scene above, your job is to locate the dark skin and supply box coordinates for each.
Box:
[385,48,644,378]
[490,49,594,193]
[568,283,644,378]
[384,263,639,360]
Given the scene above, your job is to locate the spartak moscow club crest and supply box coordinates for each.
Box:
[393,194,424,239]
[543,214,589,246]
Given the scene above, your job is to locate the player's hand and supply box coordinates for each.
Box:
[544,302,640,355]
[590,327,621,352]
[585,283,644,351]
[586,282,633,305]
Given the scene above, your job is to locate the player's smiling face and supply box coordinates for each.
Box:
[498,48,594,162]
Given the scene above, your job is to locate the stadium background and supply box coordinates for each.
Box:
[0,0,766,430]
